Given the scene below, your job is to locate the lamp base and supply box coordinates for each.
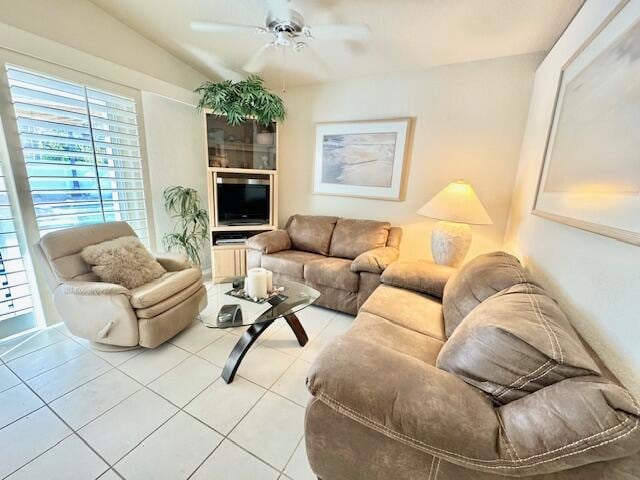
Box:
[431,221,471,267]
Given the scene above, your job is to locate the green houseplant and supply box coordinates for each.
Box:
[162,186,209,265]
[195,75,286,126]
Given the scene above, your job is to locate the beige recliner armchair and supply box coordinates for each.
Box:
[34,221,207,350]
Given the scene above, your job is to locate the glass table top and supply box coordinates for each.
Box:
[201,276,320,329]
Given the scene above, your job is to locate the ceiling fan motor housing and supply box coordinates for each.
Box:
[266,9,305,36]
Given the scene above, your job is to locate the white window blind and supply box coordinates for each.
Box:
[6,66,149,242]
[0,164,34,327]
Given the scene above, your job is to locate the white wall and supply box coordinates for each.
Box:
[141,92,210,270]
[504,1,640,396]
[0,0,207,91]
[278,53,543,260]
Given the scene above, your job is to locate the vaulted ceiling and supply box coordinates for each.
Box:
[89,0,582,88]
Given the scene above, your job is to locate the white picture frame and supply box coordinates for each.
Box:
[313,118,411,201]
[533,0,640,246]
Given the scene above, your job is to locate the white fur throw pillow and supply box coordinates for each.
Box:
[80,236,166,290]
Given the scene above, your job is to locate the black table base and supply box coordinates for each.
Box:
[221,313,308,384]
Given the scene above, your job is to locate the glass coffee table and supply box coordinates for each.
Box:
[202,276,320,383]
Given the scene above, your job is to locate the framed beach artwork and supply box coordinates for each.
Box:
[313,118,411,200]
[533,0,640,246]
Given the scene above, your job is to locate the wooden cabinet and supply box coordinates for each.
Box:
[212,246,246,282]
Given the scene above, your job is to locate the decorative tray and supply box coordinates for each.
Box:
[225,286,287,305]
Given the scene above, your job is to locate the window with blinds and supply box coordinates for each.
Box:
[0,164,34,336]
[6,66,149,243]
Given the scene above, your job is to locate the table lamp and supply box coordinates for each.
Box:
[417,179,492,267]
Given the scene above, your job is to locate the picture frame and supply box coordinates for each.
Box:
[313,118,411,201]
[533,0,640,246]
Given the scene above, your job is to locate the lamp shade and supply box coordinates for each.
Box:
[417,180,492,225]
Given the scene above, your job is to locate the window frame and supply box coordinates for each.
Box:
[0,49,157,330]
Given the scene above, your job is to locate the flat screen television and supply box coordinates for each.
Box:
[217,178,270,225]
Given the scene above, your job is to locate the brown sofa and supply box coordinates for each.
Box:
[246,215,402,315]
[305,252,640,479]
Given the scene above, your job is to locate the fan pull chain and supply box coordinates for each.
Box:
[281,46,287,94]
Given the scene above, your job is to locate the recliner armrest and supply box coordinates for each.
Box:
[381,260,456,298]
[307,336,502,470]
[62,280,130,296]
[155,252,190,271]
[246,229,291,254]
[350,246,399,274]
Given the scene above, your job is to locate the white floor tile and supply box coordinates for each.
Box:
[0,364,20,392]
[297,306,336,337]
[285,439,316,480]
[50,369,141,429]
[0,407,72,478]
[272,358,312,407]
[98,470,121,480]
[149,355,221,407]
[230,391,305,470]
[257,320,308,358]
[118,343,190,385]
[0,328,68,362]
[115,411,222,480]
[7,338,86,380]
[168,320,228,353]
[197,334,240,367]
[51,322,74,338]
[26,351,112,402]
[79,388,177,463]
[300,313,354,363]
[91,346,142,366]
[237,344,296,388]
[7,434,108,480]
[191,440,279,480]
[185,377,265,435]
[0,383,44,429]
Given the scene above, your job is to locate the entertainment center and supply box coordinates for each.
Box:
[204,112,278,282]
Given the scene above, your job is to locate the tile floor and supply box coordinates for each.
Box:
[0,296,352,479]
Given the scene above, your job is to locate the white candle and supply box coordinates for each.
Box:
[265,270,273,292]
[247,268,268,299]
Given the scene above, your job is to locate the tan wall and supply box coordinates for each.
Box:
[504,0,640,396]
[278,52,542,261]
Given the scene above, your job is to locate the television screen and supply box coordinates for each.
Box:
[217,181,270,225]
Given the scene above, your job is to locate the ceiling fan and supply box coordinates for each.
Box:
[190,0,370,88]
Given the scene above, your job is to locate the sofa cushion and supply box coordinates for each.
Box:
[360,284,446,341]
[442,251,527,337]
[436,282,600,404]
[81,236,166,290]
[329,218,390,259]
[261,250,325,279]
[347,311,444,364]
[381,261,456,298]
[129,267,201,308]
[286,215,338,255]
[304,258,359,292]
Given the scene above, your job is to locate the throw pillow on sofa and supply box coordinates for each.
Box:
[81,236,166,289]
[437,282,601,404]
[286,215,338,255]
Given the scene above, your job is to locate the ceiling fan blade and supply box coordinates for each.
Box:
[190,21,263,33]
[309,24,371,41]
[300,45,331,75]
[243,43,276,73]
[178,42,246,82]
[265,0,291,21]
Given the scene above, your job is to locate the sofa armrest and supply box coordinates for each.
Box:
[308,337,640,476]
[246,229,291,254]
[155,252,190,271]
[350,246,399,274]
[62,280,130,296]
[307,337,503,471]
[381,260,456,298]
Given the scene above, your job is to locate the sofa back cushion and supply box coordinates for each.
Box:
[437,282,600,404]
[329,218,391,259]
[443,251,526,337]
[286,215,338,255]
